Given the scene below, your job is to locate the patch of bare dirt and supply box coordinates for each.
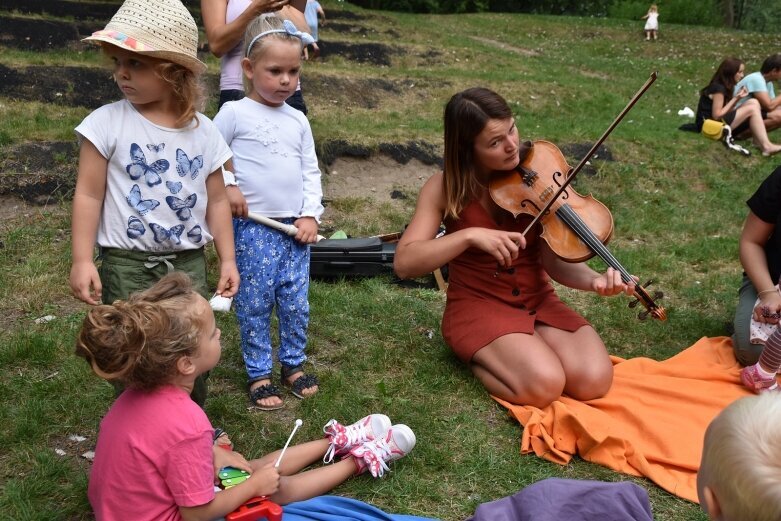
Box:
[323,154,440,210]
[317,39,398,66]
[0,0,119,20]
[0,64,117,108]
[0,141,77,203]
[0,15,99,51]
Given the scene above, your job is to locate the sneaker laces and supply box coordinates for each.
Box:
[323,419,372,463]
[353,436,393,478]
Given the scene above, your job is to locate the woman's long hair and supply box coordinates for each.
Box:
[442,87,513,220]
[701,58,744,101]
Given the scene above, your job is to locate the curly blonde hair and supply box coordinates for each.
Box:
[155,61,206,128]
[75,273,205,391]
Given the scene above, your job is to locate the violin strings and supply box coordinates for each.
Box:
[557,204,632,283]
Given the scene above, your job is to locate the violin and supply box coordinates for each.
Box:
[489,73,666,321]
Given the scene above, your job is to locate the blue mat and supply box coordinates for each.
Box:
[282,496,438,521]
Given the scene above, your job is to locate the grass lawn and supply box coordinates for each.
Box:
[1,4,779,520]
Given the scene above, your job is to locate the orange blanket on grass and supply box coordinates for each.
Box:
[494,336,753,503]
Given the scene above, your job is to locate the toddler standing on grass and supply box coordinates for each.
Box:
[68,0,240,406]
[641,4,659,41]
[214,14,323,411]
[76,272,417,521]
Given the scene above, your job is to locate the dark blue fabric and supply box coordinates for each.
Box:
[466,478,654,521]
[282,495,438,521]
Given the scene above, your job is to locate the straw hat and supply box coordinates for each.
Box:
[83,0,206,74]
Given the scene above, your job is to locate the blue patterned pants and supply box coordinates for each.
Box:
[234,218,310,382]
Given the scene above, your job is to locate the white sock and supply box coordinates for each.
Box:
[757,363,776,379]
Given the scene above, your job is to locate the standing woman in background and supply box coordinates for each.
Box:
[202,0,308,111]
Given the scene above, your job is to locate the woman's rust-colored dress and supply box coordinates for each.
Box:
[441,199,590,362]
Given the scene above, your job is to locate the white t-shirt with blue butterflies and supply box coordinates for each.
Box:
[213,98,323,221]
[75,100,232,252]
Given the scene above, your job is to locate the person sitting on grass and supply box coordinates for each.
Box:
[698,394,781,520]
[696,57,781,156]
[734,53,781,137]
[394,87,636,409]
[76,272,416,521]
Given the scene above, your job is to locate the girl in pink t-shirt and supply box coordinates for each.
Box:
[77,272,417,521]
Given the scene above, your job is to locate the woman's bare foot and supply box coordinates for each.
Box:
[761,144,781,156]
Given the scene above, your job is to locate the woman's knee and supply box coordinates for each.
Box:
[504,367,566,408]
[565,362,613,401]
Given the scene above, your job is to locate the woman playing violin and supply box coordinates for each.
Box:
[394,87,636,408]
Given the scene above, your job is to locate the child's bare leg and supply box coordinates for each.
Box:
[252,439,330,475]
[645,30,650,40]
[270,458,357,504]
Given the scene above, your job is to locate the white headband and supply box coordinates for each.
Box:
[245,19,315,58]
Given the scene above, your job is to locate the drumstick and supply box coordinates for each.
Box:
[275,419,303,468]
[247,212,298,236]
[246,213,325,242]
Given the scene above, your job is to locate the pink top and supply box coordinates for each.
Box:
[221,0,252,91]
[88,386,215,521]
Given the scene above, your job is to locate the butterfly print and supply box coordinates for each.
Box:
[125,184,160,215]
[166,181,183,194]
[126,216,146,239]
[126,143,169,186]
[176,148,204,180]
[165,193,197,221]
[146,143,165,153]
[150,223,185,245]
[188,225,203,243]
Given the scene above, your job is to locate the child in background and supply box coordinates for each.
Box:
[304,0,325,59]
[641,4,659,41]
[698,394,781,520]
[77,273,417,521]
[214,15,323,410]
[69,0,239,406]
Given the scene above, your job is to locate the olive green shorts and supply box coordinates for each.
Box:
[97,247,210,406]
[97,247,209,304]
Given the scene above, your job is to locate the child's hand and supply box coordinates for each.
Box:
[70,261,102,305]
[217,261,240,298]
[226,186,249,218]
[294,217,319,244]
[213,446,253,476]
[248,463,280,497]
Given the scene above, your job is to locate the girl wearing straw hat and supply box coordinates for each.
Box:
[69,0,240,406]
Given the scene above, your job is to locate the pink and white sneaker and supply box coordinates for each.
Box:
[323,414,391,463]
[741,364,780,394]
[349,424,416,478]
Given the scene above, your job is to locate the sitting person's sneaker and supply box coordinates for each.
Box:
[349,424,416,478]
[741,364,780,393]
[323,414,391,463]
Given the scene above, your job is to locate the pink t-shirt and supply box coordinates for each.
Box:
[88,386,215,521]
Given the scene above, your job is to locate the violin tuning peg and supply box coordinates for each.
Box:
[628,298,640,309]
[643,279,655,288]
[653,291,664,300]
[638,310,649,321]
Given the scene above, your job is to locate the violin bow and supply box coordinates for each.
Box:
[521,71,658,237]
